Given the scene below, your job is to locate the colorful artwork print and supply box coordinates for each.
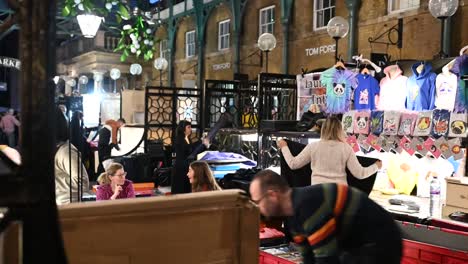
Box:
[448,113,468,137]
[398,113,417,136]
[383,111,400,135]
[342,111,355,134]
[353,111,371,134]
[370,111,384,135]
[413,111,433,136]
[431,109,450,137]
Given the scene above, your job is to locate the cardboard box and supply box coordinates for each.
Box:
[59,190,259,264]
[445,177,468,209]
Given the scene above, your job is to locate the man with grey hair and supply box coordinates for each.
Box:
[0,109,20,147]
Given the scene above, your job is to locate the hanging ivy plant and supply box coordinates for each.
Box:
[114,15,157,62]
[62,0,130,21]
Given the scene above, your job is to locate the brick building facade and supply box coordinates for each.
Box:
[152,0,468,88]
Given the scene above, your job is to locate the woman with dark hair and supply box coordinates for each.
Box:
[54,106,90,205]
[172,120,210,194]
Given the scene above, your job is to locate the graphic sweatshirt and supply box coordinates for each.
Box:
[354,73,380,110]
[451,55,468,113]
[435,71,458,111]
[406,62,436,111]
[320,67,357,114]
[378,65,408,111]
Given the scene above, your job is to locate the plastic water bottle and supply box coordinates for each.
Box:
[429,176,441,217]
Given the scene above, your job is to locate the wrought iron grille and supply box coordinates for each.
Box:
[215,128,258,161]
[145,86,202,147]
[204,80,259,130]
[258,73,297,121]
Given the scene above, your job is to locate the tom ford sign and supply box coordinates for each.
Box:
[0,57,21,70]
[304,44,336,56]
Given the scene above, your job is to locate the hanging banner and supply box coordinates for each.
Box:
[0,57,21,70]
[296,72,326,119]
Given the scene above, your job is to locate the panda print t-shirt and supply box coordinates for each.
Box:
[354,73,380,110]
[320,67,358,114]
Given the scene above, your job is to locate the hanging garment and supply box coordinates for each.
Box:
[435,71,458,111]
[451,55,468,113]
[378,65,408,110]
[320,67,357,114]
[354,73,380,110]
[406,62,437,111]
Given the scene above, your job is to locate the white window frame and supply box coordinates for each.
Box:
[388,0,420,13]
[313,0,336,31]
[259,5,275,35]
[185,30,196,58]
[160,39,169,60]
[218,19,230,51]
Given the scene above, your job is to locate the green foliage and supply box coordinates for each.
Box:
[62,0,157,62]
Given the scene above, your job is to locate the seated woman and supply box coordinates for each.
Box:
[96,163,135,200]
[187,161,221,192]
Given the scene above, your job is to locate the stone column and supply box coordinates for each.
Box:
[345,0,361,61]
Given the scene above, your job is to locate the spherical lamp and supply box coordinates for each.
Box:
[429,0,459,58]
[154,57,168,87]
[326,16,349,62]
[257,33,277,73]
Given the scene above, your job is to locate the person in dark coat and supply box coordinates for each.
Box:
[97,118,126,174]
[171,120,210,194]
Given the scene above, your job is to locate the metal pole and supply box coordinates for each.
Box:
[159,70,162,87]
[334,37,339,62]
[265,51,269,73]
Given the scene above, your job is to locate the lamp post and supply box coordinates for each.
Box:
[326,16,350,62]
[154,57,169,87]
[76,14,103,38]
[110,68,121,93]
[429,0,459,59]
[257,33,277,73]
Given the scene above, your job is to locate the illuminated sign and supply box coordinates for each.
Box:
[0,57,21,70]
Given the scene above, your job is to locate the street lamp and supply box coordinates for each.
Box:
[326,16,349,62]
[154,57,168,87]
[110,68,121,93]
[428,0,459,58]
[76,14,103,38]
[257,33,277,73]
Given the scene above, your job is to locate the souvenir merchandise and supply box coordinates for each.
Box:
[399,136,415,156]
[451,54,468,113]
[357,134,371,152]
[431,109,451,138]
[341,110,355,134]
[434,137,450,159]
[378,65,408,111]
[435,70,458,111]
[410,137,428,156]
[424,137,442,159]
[346,134,360,153]
[448,112,468,137]
[380,135,392,152]
[366,133,382,151]
[386,136,400,154]
[406,62,436,111]
[413,111,433,136]
[354,74,380,110]
[382,111,400,136]
[320,67,357,114]
[353,111,371,134]
[370,111,384,135]
[398,112,418,136]
[448,138,464,160]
